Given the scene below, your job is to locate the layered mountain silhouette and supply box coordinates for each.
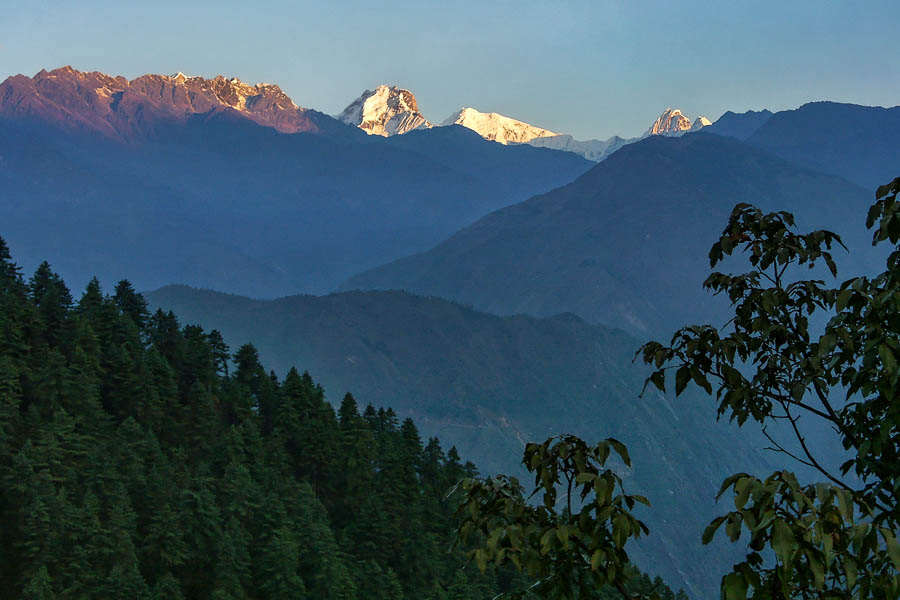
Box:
[746,101,900,190]
[705,108,773,140]
[342,133,877,337]
[145,284,772,599]
[707,102,900,190]
[0,67,591,296]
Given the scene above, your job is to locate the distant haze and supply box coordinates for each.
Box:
[3,0,899,139]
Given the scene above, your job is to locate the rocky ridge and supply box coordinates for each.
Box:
[0,66,323,140]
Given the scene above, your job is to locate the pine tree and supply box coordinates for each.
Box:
[337,392,359,428]
[0,237,28,371]
[253,525,306,600]
[206,330,230,377]
[151,572,184,600]
[28,262,73,351]
[113,280,149,331]
[75,278,104,320]
[22,565,54,600]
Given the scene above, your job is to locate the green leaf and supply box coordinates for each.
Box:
[675,366,690,396]
[843,555,858,588]
[717,473,748,499]
[690,366,713,394]
[725,515,742,541]
[649,370,665,393]
[836,288,853,311]
[723,572,747,600]
[608,438,631,467]
[594,476,612,504]
[734,477,753,510]
[702,516,726,545]
[807,550,825,589]
[540,529,554,555]
[474,548,487,573]
[879,343,897,377]
[771,520,797,564]
[882,528,900,570]
[555,525,568,544]
[590,549,604,571]
[631,494,651,506]
[836,489,853,521]
[575,472,596,485]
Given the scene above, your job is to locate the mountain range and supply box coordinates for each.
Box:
[0,67,592,297]
[334,83,713,160]
[0,66,343,140]
[342,130,884,337]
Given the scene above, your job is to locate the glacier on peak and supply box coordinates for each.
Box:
[441,107,558,145]
[526,134,632,162]
[337,85,432,136]
[445,105,711,162]
[439,106,625,161]
[689,115,712,132]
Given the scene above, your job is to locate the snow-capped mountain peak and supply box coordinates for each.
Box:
[441,107,558,144]
[689,115,712,132]
[646,108,693,136]
[337,85,431,136]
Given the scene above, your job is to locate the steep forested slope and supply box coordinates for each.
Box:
[0,241,511,599]
[145,284,773,598]
[0,240,691,599]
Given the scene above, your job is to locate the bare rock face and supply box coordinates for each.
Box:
[337,85,431,136]
[646,108,693,136]
[0,66,321,141]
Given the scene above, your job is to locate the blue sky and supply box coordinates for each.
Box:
[3,0,898,139]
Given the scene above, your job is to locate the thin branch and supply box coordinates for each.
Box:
[761,425,816,469]
[783,404,853,491]
[812,379,860,448]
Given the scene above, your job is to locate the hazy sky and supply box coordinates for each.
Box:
[3,0,898,139]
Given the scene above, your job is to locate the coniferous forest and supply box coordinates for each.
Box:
[0,236,500,599]
[0,239,685,599]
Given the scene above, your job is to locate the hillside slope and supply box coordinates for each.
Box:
[745,101,900,190]
[145,285,772,598]
[342,133,875,337]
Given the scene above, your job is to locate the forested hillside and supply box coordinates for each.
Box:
[0,239,686,599]
[0,237,502,599]
[144,284,773,598]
